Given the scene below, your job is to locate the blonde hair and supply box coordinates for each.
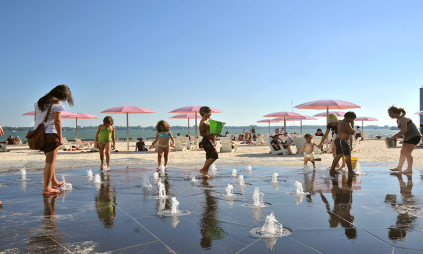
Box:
[304,133,313,139]
[103,116,114,125]
[388,105,406,116]
[156,120,170,132]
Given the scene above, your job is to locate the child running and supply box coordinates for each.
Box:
[299,133,319,169]
[95,116,116,171]
[330,111,357,175]
[150,120,175,170]
[199,106,218,178]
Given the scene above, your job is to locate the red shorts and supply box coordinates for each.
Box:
[41,133,60,153]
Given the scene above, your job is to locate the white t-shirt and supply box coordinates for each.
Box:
[34,103,65,133]
[356,128,362,135]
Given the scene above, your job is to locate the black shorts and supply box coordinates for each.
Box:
[201,138,218,160]
[403,136,421,145]
[335,138,351,156]
[355,133,362,139]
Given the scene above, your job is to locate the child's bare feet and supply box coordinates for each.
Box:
[165,165,168,170]
[100,162,104,170]
[401,169,412,174]
[348,171,357,176]
[390,167,402,171]
[156,166,160,170]
[200,168,207,177]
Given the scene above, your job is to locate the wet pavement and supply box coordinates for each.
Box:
[0,164,423,253]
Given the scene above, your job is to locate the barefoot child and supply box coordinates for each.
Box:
[299,133,319,169]
[199,106,218,178]
[329,111,356,175]
[95,116,116,171]
[150,120,175,170]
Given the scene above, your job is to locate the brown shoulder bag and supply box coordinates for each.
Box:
[26,104,53,150]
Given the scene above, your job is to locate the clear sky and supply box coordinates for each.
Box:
[1,0,422,128]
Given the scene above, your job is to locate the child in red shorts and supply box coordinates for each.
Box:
[199,106,218,178]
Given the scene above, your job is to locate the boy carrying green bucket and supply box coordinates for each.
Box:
[199,106,219,178]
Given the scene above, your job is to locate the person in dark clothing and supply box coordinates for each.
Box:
[135,138,148,151]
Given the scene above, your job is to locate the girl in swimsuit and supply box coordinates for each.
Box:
[150,120,175,170]
[95,116,116,171]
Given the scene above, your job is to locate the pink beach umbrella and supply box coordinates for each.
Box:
[313,111,345,117]
[414,110,423,115]
[257,119,283,134]
[22,110,75,117]
[169,113,201,136]
[263,112,305,132]
[62,113,99,138]
[100,106,156,150]
[169,106,223,149]
[295,100,360,124]
[279,116,318,134]
[354,117,378,133]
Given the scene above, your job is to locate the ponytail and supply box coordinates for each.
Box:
[388,105,406,116]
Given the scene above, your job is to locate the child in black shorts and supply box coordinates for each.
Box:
[199,106,218,178]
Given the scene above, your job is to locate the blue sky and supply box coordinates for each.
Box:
[1,0,423,128]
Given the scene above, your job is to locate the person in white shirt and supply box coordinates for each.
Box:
[355,126,362,144]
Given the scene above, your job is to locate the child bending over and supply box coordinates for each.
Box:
[299,133,319,169]
[95,116,116,171]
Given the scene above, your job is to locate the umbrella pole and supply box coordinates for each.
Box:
[269,122,270,135]
[195,112,198,149]
[188,118,190,136]
[362,120,364,134]
[284,117,286,134]
[301,120,302,134]
[126,112,129,151]
[326,106,329,124]
[76,118,78,139]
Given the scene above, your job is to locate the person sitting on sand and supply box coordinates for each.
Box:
[329,111,356,175]
[95,116,116,170]
[315,128,324,136]
[7,135,14,145]
[299,133,319,169]
[238,135,243,141]
[318,113,346,170]
[275,127,280,135]
[198,106,218,178]
[14,136,22,145]
[135,137,148,151]
[388,106,421,174]
[270,135,281,150]
[150,120,176,170]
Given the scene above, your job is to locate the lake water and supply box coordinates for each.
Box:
[1,127,398,142]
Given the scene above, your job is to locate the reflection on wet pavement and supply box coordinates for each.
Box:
[0,165,422,253]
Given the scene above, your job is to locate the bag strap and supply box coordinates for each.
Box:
[43,104,54,123]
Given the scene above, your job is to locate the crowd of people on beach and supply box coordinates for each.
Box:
[1,84,422,208]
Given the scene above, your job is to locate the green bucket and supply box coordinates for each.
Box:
[209,120,226,135]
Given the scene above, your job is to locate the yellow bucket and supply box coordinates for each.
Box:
[351,157,358,169]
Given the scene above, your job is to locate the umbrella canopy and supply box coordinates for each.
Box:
[169,106,223,149]
[295,100,360,124]
[22,110,75,116]
[62,113,99,138]
[263,112,304,131]
[275,116,318,134]
[354,117,378,132]
[313,111,345,117]
[414,110,423,115]
[100,106,156,150]
[256,118,283,134]
[169,113,201,136]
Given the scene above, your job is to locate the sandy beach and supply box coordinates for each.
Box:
[1,139,422,173]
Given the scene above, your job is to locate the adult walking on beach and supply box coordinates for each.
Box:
[35,85,73,195]
[388,106,421,174]
[317,113,346,169]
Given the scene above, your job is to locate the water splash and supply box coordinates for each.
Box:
[87,169,93,177]
[246,165,252,171]
[20,168,27,180]
[232,169,237,176]
[61,183,72,191]
[261,213,283,235]
[143,175,152,188]
[93,174,101,183]
[103,164,108,171]
[153,172,159,179]
[61,175,66,183]
[253,187,265,207]
[170,197,179,214]
[158,180,167,199]
[271,172,278,183]
[295,181,304,194]
[210,164,216,171]
[355,162,365,175]
[190,174,198,182]
[159,165,165,173]
[225,183,234,197]
[238,175,245,186]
